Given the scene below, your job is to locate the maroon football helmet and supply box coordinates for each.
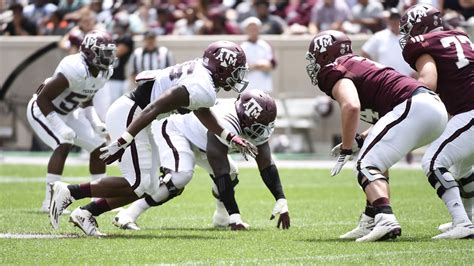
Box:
[80,30,117,71]
[399,4,443,48]
[203,41,249,93]
[235,89,276,145]
[305,30,352,85]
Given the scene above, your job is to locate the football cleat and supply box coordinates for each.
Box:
[69,208,106,236]
[340,213,375,239]
[356,213,401,242]
[49,182,74,229]
[212,200,230,228]
[432,222,474,240]
[112,212,140,231]
[229,213,249,230]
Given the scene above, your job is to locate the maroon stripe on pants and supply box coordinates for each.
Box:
[161,120,179,172]
[127,103,141,190]
[429,118,473,172]
[357,99,413,170]
[30,100,60,145]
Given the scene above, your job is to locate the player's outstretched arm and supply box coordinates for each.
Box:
[81,99,108,138]
[330,78,360,176]
[255,142,290,229]
[207,131,248,230]
[100,85,190,164]
[195,108,258,160]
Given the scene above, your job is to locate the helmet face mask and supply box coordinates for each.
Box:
[202,41,249,93]
[80,30,117,71]
[399,4,443,49]
[306,30,352,86]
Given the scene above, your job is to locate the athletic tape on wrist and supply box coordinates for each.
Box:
[121,131,134,144]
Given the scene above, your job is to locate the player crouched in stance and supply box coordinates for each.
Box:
[113,90,290,231]
[48,41,256,236]
[26,30,116,212]
[400,4,474,239]
[306,30,448,241]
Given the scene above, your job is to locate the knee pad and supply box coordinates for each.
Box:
[458,173,474,198]
[428,168,459,198]
[357,166,388,191]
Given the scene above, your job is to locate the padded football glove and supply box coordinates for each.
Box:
[270,198,290,229]
[99,132,134,164]
[331,133,364,157]
[331,149,352,176]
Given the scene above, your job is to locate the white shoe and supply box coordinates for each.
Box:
[41,199,71,214]
[356,213,401,242]
[212,200,230,228]
[432,222,474,240]
[69,208,106,236]
[112,211,140,231]
[438,222,453,233]
[49,182,74,229]
[340,213,374,239]
[229,213,249,230]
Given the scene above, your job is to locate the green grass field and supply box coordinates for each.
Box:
[0,163,472,264]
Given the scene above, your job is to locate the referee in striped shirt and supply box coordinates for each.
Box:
[130,31,175,80]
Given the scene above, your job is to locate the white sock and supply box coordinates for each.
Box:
[45,173,61,201]
[91,173,106,182]
[442,187,470,225]
[126,199,151,221]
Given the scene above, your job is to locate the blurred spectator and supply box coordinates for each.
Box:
[130,31,175,81]
[254,0,286,34]
[149,5,175,35]
[89,0,113,29]
[43,10,71,35]
[23,0,57,29]
[93,18,134,121]
[346,0,384,33]
[57,0,88,14]
[361,8,415,77]
[443,0,474,19]
[309,0,351,34]
[172,5,204,35]
[285,0,316,27]
[240,17,276,93]
[128,2,157,34]
[443,10,467,31]
[59,8,100,53]
[199,6,240,34]
[4,3,38,35]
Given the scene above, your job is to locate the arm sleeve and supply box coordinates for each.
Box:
[260,165,285,200]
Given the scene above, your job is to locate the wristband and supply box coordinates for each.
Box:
[120,131,134,144]
[355,133,365,149]
[220,129,233,141]
[340,149,353,155]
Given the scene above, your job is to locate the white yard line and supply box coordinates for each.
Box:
[0,233,79,239]
[0,176,90,183]
[181,248,473,264]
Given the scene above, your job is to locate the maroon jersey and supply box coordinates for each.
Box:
[403,30,474,115]
[317,54,422,124]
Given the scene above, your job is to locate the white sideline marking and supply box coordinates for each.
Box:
[182,248,473,264]
[0,176,89,183]
[0,233,78,239]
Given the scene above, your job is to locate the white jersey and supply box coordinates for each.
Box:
[48,54,112,115]
[132,58,217,120]
[169,98,263,152]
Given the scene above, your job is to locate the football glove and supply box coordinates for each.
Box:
[46,112,76,142]
[270,198,290,229]
[84,106,108,138]
[222,130,258,160]
[331,133,364,157]
[330,149,352,176]
[229,213,249,230]
[99,132,134,164]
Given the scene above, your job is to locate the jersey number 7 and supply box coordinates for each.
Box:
[440,35,474,69]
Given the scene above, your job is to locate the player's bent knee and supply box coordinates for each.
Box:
[458,173,474,198]
[357,166,388,191]
[428,168,458,198]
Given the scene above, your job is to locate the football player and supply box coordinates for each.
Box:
[26,30,116,213]
[305,30,448,241]
[112,90,290,231]
[400,4,474,239]
[48,41,257,235]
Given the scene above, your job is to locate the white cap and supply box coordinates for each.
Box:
[241,16,262,28]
